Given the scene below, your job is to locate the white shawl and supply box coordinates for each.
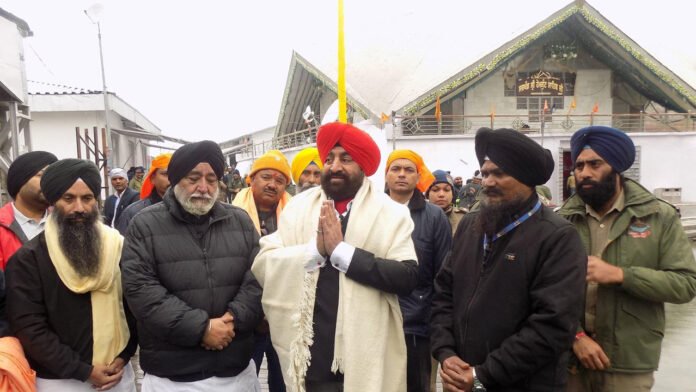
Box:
[252,178,416,392]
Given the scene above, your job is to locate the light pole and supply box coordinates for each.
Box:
[84,4,112,174]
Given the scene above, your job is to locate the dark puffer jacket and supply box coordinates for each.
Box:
[121,190,263,381]
[399,191,452,337]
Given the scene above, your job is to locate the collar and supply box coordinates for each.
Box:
[12,203,48,225]
[407,190,426,211]
[585,187,625,220]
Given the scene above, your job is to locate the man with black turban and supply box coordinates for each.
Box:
[6,158,138,391]
[121,140,263,391]
[560,126,696,392]
[431,128,586,391]
[0,151,57,270]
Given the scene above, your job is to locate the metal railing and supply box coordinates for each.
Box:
[395,113,696,136]
[234,126,318,160]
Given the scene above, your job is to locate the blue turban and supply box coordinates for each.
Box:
[570,126,635,173]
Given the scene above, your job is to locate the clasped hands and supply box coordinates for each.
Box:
[440,356,474,392]
[201,311,235,351]
[89,357,126,391]
[316,200,343,257]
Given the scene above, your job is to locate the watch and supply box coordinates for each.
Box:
[472,367,487,392]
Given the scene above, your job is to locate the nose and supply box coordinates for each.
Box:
[482,176,495,188]
[327,158,342,173]
[73,198,86,213]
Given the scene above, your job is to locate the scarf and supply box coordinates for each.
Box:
[0,337,36,392]
[252,178,416,392]
[232,188,291,234]
[44,217,129,366]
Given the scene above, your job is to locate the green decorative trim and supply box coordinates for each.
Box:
[577,8,696,107]
[403,4,696,115]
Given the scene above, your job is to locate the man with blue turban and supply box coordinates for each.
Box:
[560,126,696,392]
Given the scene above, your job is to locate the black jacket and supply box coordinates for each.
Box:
[431,195,586,391]
[120,190,263,381]
[115,191,163,235]
[6,234,138,381]
[398,191,452,337]
[103,187,139,227]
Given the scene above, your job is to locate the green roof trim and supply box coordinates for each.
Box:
[403,4,696,115]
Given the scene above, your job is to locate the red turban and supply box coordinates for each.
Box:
[316,122,381,176]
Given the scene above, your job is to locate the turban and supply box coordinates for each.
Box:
[317,122,380,176]
[570,126,635,173]
[7,151,57,199]
[291,147,323,184]
[250,150,292,183]
[41,159,102,204]
[168,141,225,186]
[386,149,436,193]
[109,168,128,180]
[140,153,172,199]
[475,128,554,187]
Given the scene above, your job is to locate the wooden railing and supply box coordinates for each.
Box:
[395,113,696,136]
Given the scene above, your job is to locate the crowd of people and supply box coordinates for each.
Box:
[0,123,694,392]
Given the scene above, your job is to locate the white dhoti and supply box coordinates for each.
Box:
[36,362,136,392]
[141,360,260,392]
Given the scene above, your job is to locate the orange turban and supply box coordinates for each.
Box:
[316,122,380,176]
[250,150,292,183]
[386,149,435,193]
[291,147,323,184]
[140,153,172,199]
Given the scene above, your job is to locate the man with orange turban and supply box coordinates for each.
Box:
[291,147,323,193]
[233,149,292,392]
[385,150,451,392]
[115,153,171,235]
[253,122,419,392]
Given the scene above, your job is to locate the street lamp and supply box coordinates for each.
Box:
[84,3,112,175]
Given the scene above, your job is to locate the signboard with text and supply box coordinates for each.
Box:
[517,71,566,96]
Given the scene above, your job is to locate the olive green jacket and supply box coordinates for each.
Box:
[558,179,696,372]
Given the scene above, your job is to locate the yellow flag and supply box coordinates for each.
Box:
[592,102,599,113]
[380,112,390,123]
[570,97,577,110]
[435,96,442,122]
[337,0,347,123]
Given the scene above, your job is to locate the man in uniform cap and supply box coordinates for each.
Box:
[115,153,172,235]
[560,126,696,392]
[6,159,138,391]
[0,151,57,269]
[104,168,139,228]
[233,149,292,392]
[253,122,419,392]
[431,128,586,392]
[426,169,467,235]
[121,141,263,391]
[385,150,451,392]
[291,147,323,193]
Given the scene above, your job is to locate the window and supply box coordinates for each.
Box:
[527,97,565,122]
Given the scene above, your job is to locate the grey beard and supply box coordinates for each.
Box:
[476,195,528,236]
[54,206,102,278]
[174,184,218,216]
[298,182,319,193]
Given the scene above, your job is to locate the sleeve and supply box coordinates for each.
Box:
[430,251,459,363]
[344,250,418,296]
[0,270,10,337]
[117,293,139,362]
[620,211,696,304]
[120,219,209,347]
[433,209,453,278]
[227,222,264,333]
[476,225,586,388]
[6,248,93,381]
[114,204,136,236]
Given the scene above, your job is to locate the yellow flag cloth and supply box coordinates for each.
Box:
[386,150,436,193]
[44,217,129,366]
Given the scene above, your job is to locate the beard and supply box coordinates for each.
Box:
[298,182,319,193]
[54,205,102,278]
[476,189,529,236]
[174,184,218,216]
[320,170,364,201]
[576,171,618,212]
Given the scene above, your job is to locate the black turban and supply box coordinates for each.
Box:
[570,126,635,173]
[7,151,57,199]
[475,128,554,187]
[168,141,225,186]
[40,159,102,204]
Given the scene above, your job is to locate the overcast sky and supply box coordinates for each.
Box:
[5,0,696,142]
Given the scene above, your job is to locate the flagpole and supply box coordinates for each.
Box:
[337,0,347,123]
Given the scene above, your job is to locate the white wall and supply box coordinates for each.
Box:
[0,16,26,102]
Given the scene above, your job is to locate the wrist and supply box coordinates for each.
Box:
[614,266,624,284]
[575,331,586,340]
